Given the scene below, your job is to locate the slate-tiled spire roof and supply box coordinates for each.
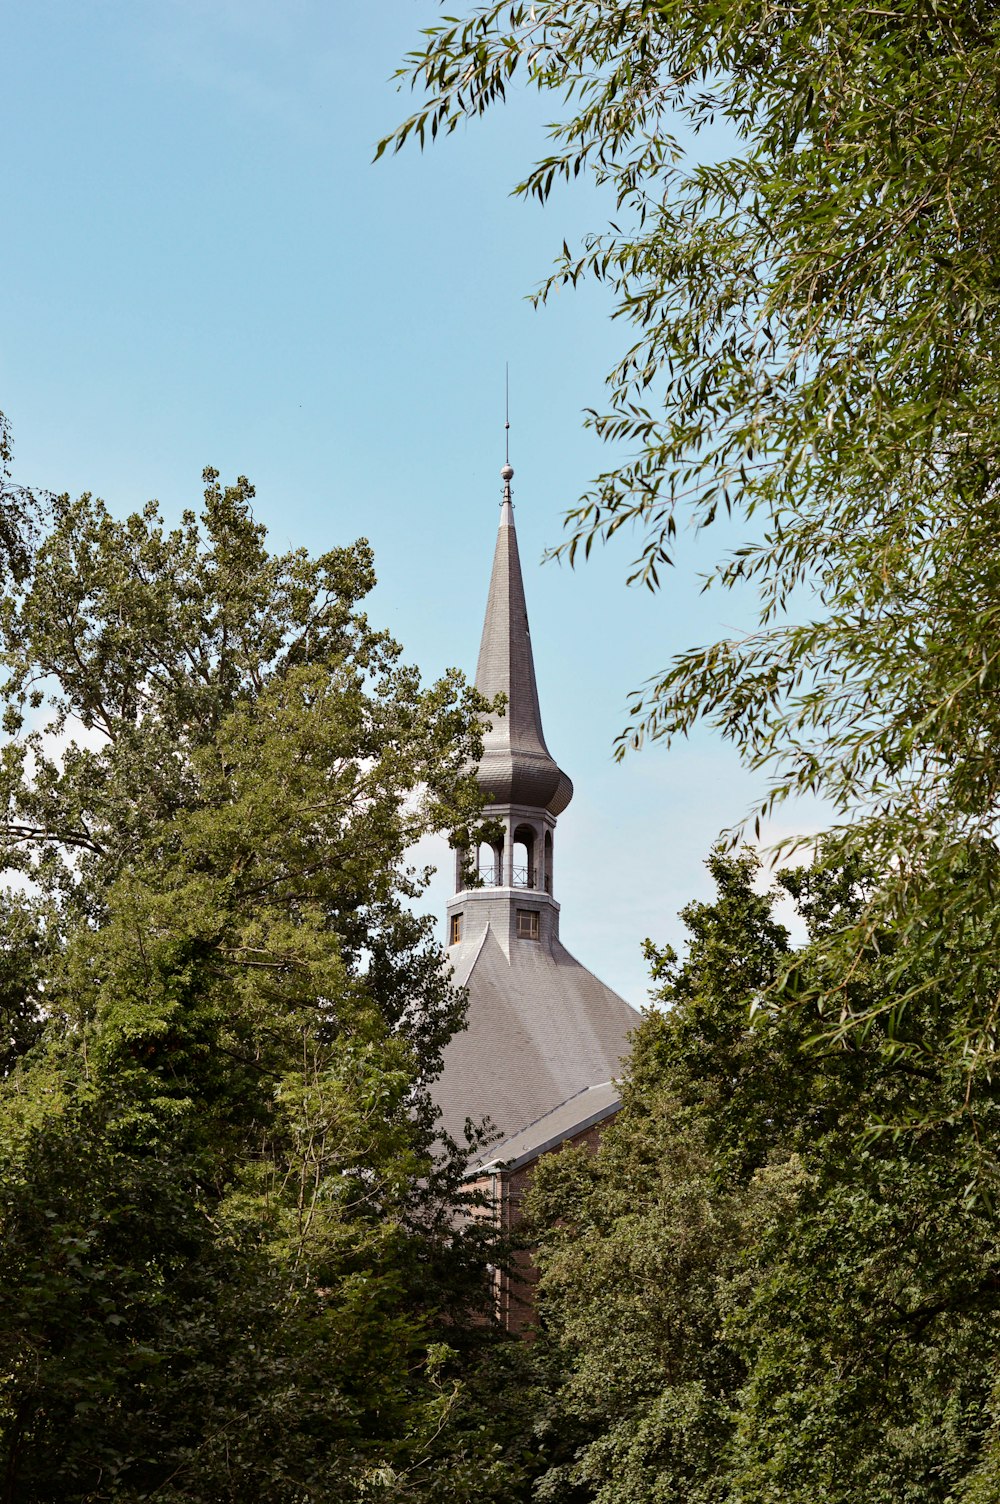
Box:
[474,465,573,816]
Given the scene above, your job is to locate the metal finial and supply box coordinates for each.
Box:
[501,459,514,515]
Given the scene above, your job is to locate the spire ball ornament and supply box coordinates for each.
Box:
[501,462,514,482]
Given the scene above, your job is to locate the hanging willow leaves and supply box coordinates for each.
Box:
[386,2,1000,1100]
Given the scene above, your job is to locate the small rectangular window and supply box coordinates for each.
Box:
[516,909,539,940]
[449,913,463,945]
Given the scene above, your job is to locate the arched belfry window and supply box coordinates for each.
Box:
[512,825,536,889]
[477,838,502,887]
[544,830,553,894]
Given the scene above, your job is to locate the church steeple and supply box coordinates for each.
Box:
[436,456,637,1190]
[449,461,571,932]
[473,462,573,819]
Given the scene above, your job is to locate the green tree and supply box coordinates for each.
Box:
[0,410,41,585]
[526,851,1000,1503]
[0,475,529,1501]
[387,2,1000,1091]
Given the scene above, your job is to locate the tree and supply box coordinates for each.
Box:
[525,850,1000,1503]
[0,474,531,1501]
[0,410,41,585]
[386,3,1000,1094]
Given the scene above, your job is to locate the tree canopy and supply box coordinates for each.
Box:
[526,850,1000,1503]
[386,1,1000,1097]
[0,410,40,586]
[0,474,531,1502]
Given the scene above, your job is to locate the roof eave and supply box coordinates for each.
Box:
[470,1095,622,1176]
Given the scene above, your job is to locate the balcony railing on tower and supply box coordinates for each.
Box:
[475,864,537,889]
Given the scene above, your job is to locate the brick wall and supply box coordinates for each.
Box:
[468,1118,609,1335]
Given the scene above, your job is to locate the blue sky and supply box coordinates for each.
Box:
[2,1,822,1004]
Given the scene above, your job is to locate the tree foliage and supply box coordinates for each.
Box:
[387,1,1000,1093]
[526,851,1000,1503]
[0,410,41,586]
[0,474,531,1501]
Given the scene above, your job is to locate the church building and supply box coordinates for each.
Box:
[434,459,638,1329]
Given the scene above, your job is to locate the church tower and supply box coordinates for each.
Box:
[446,458,572,956]
[435,460,637,1171]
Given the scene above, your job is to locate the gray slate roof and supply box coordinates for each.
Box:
[435,922,637,1151]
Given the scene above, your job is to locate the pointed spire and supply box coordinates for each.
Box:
[474,463,573,816]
